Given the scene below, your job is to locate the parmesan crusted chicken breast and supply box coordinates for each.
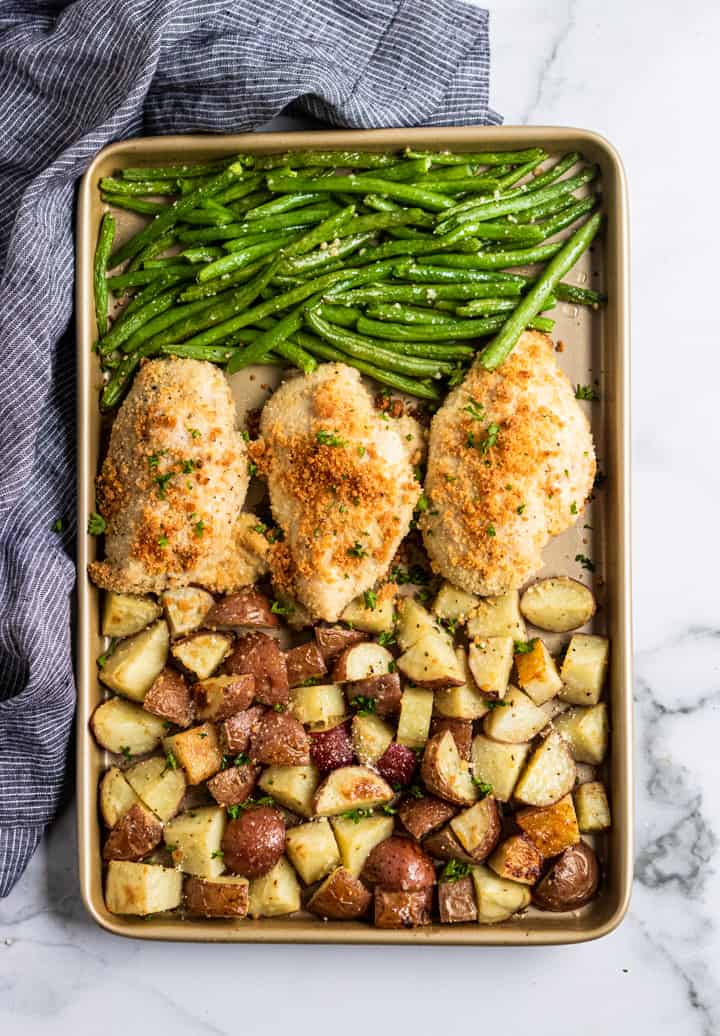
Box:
[89,358,265,594]
[420,331,595,595]
[252,363,422,621]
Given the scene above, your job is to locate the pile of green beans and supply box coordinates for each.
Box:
[93,146,605,408]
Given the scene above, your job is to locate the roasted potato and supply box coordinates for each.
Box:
[307,866,372,920]
[430,717,472,761]
[247,855,301,918]
[291,682,346,730]
[520,577,596,633]
[514,639,562,706]
[482,685,548,743]
[225,632,289,706]
[284,641,327,688]
[332,641,394,683]
[398,796,456,841]
[558,634,609,706]
[171,631,232,681]
[470,735,530,803]
[438,874,477,923]
[258,764,320,818]
[125,755,186,822]
[361,836,435,891]
[314,625,366,662]
[467,636,514,698]
[103,803,163,862]
[102,592,161,638]
[90,697,167,756]
[574,781,611,832]
[221,705,265,754]
[250,710,310,767]
[161,586,214,638]
[193,673,255,722]
[285,818,341,885]
[471,864,531,924]
[554,703,609,764]
[397,596,441,651]
[377,742,418,787]
[487,835,543,885]
[434,647,491,720]
[396,685,434,748]
[515,794,580,856]
[310,723,355,773]
[340,584,396,634]
[99,766,140,828]
[351,712,394,766]
[164,806,226,878]
[222,805,286,878]
[466,591,526,640]
[143,667,193,727]
[313,765,394,816]
[397,630,464,689]
[513,730,576,807]
[105,860,182,916]
[207,763,258,807]
[345,671,401,717]
[184,875,249,918]
[533,841,600,911]
[204,587,279,630]
[99,620,170,702]
[374,887,432,928]
[421,730,477,807]
[331,815,395,875]
[163,722,222,785]
[449,797,502,862]
[432,581,479,624]
[422,825,476,864]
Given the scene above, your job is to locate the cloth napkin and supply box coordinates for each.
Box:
[0,0,500,897]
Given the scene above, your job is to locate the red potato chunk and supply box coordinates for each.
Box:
[430,717,473,761]
[225,632,289,706]
[314,626,366,662]
[204,588,279,630]
[143,668,192,728]
[361,836,436,891]
[438,875,477,923]
[102,804,163,862]
[207,764,259,807]
[398,797,456,841]
[250,711,311,767]
[284,642,328,688]
[309,722,356,773]
[221,806,286,879]
[377,742,418,787]
[193,673,255,722]
[307,867,372,920]
[220,706,265,755]
[346,672,402,717]
[374,887,432,928]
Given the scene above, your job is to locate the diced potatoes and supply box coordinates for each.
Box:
[574,781,611,831]
[340,586,395,634]
[514,639,562,705]
[467,636,514,698]
[470,735,530,802]
[466,592,525,640]
[513,730,576,807]
[105,860,182,916]
[258,765,320,818]
[471,864,531,924]
[397,630,464,688]
[247,856,301,918]
[331,815,394,875]
[99,620,169,702]
[99,766,140,828]
[434,648,491,720]
[171,632,232,681]
[559,634,609,705]
[285,818,341,884]
[164,805,226,878]
[163,723,222,785]
[333,642,394,682]
[432,582,479,624]
[554,703,609,764]
[397,597,443,652]
[520,577,596,633]
[352,712,394,765]
[515,794,580,856]
[161,587,215,638]
[125,756,186,821]
[90,697,167,756]
[313,766,393,816]
[482,686,548,743]
[102,593,161,638]
[396,686,434,748]
[291,683,346,731]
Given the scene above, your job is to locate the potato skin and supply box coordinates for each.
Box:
[374,887,432,928]
[361,836,436,891]
[309,722,355,773]
[533,841,600,911]
[193,673,255,721]
[222,806,286,879]
[314,626,366,662]
[398,797,457,841]
[377,742,418,786]
[284,641,327,688]
[307,867,372,920]
[430,717,472,761]
[347,672,402,717]
[422,825,476,864]
[207,764,259,806]
[102,804,163,862]
[225,632,289,706]
[488,834,543,884]
[250,710,311,766]
[221,705,265,754]
[143,668,192,727]
[184,876,249,918]
[204,588,280,630]
[438,875,477,923]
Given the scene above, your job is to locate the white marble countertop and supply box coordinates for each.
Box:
[2,2,719,1033]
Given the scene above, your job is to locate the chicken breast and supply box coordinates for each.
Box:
[89,358,255,594]
[421,332,595,595]
[252,363,421,621]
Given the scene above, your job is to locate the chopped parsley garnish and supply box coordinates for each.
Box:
[388,659,397,673]
[188,428,201,438]
[464,397,485,421]
[194,520,205,537]
[162,750,178,774]
[97,638,117,669]
[517,504,526,515]
[87,512,106,535]
[227,798,274,819]
[378,630,396,647]
[182,459,196,474]
[222,752,250,770]
[570,501,578,514]
[252,522,267,535]
[575,384,598,401]
[340,808,374,823]
[270,599,293,616]
[316,429,347,447]
[363,589,377,610]
[415,493,429,513]
[481,422,500,453]
[514,639,538,654]
[51,518,64,532]
[440,858,471,883]
[248,461,258,477]
[381,804,397,816]
[472,780,493,799]
[241,429,250,442]
[357,445,366,457]
[120,745,132,761]
[300,676,322,687]
[349,695,376,716]
[148,453,161,469]
[485,698,507,710]
[226,804,241,820]
[153,472,173,498]
[576,553,595,572]
[406,783,424,800]
[441,618,458,636]
[272,703,286,713]
[347,541,367,558]
[390,564,430,586]
[157,534,169,548]
[486,523,496,537]
[210,850,224,859]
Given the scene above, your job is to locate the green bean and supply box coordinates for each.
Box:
[127,231,177,273]
[404,148,547,166]
[244,192,327,218]
[280,204,356,258]
[409,242,563,272]
[365,303,464,326]
[318,308,475,357]
[226,305,305,372]
[333,282,524,305]
[273,336,318,373]
[531,198,597,239]
[480,214,601,370]
[179,259,270,301]
[254,150,400,170]
[417,164,478,181]
[121,297,215,353]
[198,234,302,282]
[455,296,554,318]
[319,260,405,297]
[143,256,188,268]
[97,289,180,355]
[358,313,553,342]
[101,194,166,216]
[107,265,192,292]
[109,160,247,267]
[121,158,240,181]
[278,231,376,277]
[100,177,178,196]
[494,154,546,190]
[510,192,583,225]
[160,342,238,363]
[316,304,361,328]
[117,271,189,321]
[365,157,431,181]
[211,175,264,205]
[409,176,500,195]
[101,349,146,408]
[443,221,544,245]
[180,209,237,226]
[361,195,436,239]
[265,173,455,212]
[228,190,274,215]
[181,246,224,263]
[94,214,115,336]
[222,229,305,253]
[514,276,606,307]
[505,151,581,196]
[310,233,472,273]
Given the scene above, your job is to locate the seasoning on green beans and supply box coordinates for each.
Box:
[93,214,115,336]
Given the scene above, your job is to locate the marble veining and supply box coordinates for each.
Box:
[2,2,720,1033]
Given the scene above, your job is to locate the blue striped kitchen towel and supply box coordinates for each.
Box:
[0,0,500,897]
